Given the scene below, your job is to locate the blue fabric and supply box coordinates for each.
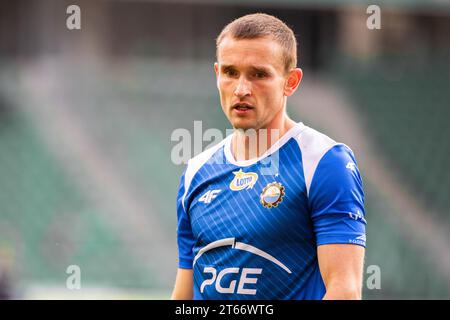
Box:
[176,132,366,300]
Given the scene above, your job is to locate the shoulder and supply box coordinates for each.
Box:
[293,125,357,194]
[180,135,230,202]
[293,125,338,159]
[184,135,229,177]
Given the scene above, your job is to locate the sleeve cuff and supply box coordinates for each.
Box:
[316,233,366,248]
[178,257,194,269]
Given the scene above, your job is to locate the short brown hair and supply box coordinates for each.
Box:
[216,13,297,73]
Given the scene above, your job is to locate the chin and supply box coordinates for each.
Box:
[231,120,257,131]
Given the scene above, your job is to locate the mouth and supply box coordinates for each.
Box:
[232,102,254,114]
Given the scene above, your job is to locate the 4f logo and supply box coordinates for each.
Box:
[198,189,221,204]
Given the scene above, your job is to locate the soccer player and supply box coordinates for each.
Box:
[171,13,366,300]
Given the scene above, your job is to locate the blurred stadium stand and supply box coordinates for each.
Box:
[328,56,450,224]
[0,0,449,299]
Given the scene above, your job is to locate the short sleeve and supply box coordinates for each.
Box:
[176,170,195,268]
[308,144,367,247]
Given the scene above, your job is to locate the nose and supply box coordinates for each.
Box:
[234,76,251,98]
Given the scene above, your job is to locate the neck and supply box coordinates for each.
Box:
[231,113,297,161]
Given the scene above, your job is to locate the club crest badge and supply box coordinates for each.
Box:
[260,182,285,208]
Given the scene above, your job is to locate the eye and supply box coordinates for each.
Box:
[253,71,267,79]
[223,68,238,77]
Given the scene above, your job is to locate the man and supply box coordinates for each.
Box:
[171,13,366,300]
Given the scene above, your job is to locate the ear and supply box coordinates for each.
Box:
[214,62,219,76]
[284,68,303,97]
[214,62,220,89]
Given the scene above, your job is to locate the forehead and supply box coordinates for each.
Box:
[217,36,284,72]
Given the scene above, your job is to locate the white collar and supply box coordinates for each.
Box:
[224,122,306,167]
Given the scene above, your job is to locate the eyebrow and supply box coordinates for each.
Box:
[220,64,235,71]
[220,64,272,74]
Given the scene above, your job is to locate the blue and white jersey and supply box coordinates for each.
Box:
[176,122,366,300]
